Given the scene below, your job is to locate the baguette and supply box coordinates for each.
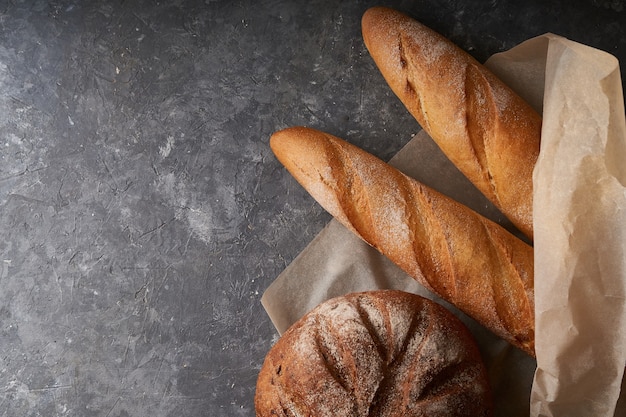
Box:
[361,6,541,240]
[270,126,535,356]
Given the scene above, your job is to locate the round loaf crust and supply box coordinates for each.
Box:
[255,290,492,416]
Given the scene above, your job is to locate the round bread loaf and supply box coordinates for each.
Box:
[255,290,492,416]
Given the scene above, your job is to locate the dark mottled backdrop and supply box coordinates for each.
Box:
[0,0,623,416]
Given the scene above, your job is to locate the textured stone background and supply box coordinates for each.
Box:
[0,1,624,416]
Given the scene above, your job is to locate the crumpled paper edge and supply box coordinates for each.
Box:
[528,35,626,417]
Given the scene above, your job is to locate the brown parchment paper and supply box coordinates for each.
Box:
[261,33,626,416]
[526,35,626,417]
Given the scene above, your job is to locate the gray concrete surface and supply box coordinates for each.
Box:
[0,1,624,416]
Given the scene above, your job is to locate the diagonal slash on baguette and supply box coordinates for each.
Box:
[270,126,535,356]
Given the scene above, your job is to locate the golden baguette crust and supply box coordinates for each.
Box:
[361,6,541,240]
[270,126,535,356]
[255,290,493,416]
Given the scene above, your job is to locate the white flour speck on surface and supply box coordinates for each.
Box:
[156,172,238,245]
[159,135,175,158]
